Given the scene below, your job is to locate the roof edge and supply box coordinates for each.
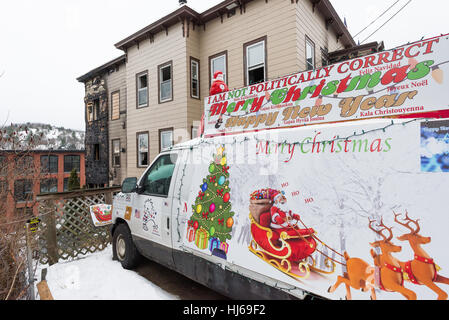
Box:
[77,54,126,83]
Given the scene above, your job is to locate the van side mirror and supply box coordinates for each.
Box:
[121,177,137,193]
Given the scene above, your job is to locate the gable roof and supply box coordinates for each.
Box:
[114,0,356,51]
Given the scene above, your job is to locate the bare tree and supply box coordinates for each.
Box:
[0,123,43,300]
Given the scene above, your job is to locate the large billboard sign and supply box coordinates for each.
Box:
[204,34,449,137]
[182,118,449,300]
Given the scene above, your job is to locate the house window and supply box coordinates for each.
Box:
[112,139,120,167]
[87,103,93,122]
[15,155,34,175]
[63,178,69,191]
[64,155,80,173]
[244,37,266,85]
[0,180,8,197]
[210,52,227,85]
[111,91,120,120]
[40,178,57,193]
[191,126,198,139]
[159,62,173,103]
[137,72,148,108]
[321,47,329,67]
[159,128,173,152]
[137,132,149,167]
[93,144,100,161]
[41,155,58,174]
[306,37,315,71]
[93,98,100,121]
[190,58,200,99]
[14,179,33,202]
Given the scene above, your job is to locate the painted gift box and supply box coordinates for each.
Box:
[195,228,209,250]
[209,237,220,252]
[220,242,229,254]
[186,226,196,242]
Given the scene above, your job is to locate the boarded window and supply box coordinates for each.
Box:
[111,91,120,120]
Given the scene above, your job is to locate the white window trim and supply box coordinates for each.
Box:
[210,54,227,85]
[191,59,199,99]
[306,37,315,71]
[159,63,172,103]
[245,40,266,86]
[137,73,148,108]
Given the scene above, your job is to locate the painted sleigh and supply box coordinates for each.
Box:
[248,190,336,280]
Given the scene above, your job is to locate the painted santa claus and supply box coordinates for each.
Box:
[270,191,314,237]
[209,70,229,96]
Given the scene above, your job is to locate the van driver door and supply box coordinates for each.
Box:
[131,153,178,268]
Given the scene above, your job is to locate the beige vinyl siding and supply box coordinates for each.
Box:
[186,24,203,139]
[295,0,340,71]
[125,23,188,178]
[198,0,298,99]
[106,62,127,184]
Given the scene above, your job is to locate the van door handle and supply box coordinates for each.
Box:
[167,217,170,230]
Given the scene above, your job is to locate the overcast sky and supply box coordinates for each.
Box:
[0,0,447,131]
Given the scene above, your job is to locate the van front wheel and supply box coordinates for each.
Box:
[113,223,141,269]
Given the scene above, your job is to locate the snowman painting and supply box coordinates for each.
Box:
[142,199,160,236]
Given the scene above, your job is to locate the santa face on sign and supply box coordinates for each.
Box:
[210,71,229,96]
[270,192,301,230]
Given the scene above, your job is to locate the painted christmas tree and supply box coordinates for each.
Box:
[187,145,234,259]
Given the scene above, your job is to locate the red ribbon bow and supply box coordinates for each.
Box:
[218,218,224,225]
[209,176,216,183]
[222,166,229,174]
[198,191,205,200]
[202,211,209,219]
[216,189,224,197]
[188,220,194,227]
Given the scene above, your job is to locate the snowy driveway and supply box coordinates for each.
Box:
[37,246,227,300]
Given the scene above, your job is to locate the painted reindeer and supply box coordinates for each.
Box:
[368,218,417,300]
[393,211,449,300]
[327,251,376,300]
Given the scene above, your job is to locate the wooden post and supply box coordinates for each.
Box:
[25,223,35,300]
[45,202,58,266]
[105,191,112,205]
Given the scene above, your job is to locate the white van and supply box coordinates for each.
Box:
[109,117,449,300]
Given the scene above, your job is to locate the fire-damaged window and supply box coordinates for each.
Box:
[306,36,315,71]
[93,144,100,161]
[14,179,33,202]
[244,37,266,85]
[137,71,148,108]
[93,98,100,121]
[159,62,173,103]
[112,139,120,167]
[64,155,80,173]
[137,132,149,167]
[321,47,329,67]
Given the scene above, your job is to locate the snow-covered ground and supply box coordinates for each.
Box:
[35,246,179,300]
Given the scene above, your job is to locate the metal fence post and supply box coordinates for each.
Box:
[25,223,35,300]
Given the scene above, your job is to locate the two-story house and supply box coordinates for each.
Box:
[78,0,383,186]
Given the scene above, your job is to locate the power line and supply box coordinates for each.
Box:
[353,0,401,38]
[360,0,412,44]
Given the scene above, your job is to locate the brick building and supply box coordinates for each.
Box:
[0,150,86,219]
